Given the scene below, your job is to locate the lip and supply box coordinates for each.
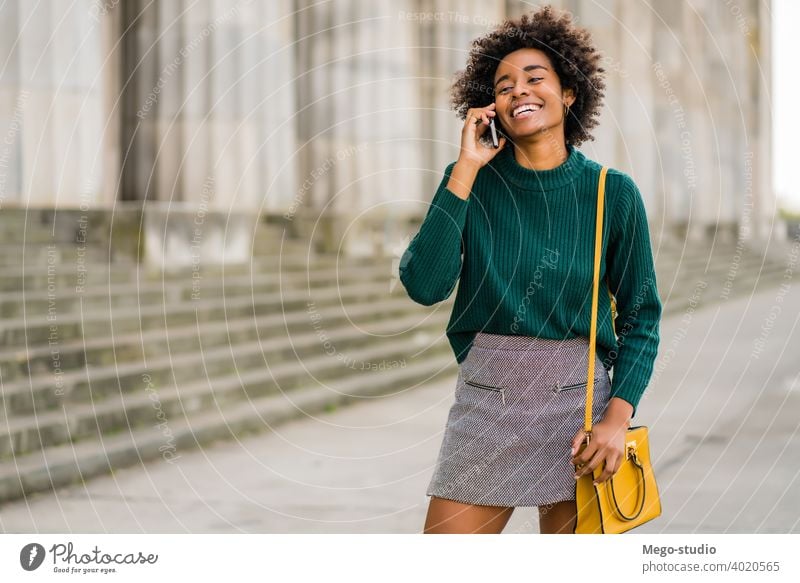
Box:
[510,102,544,120]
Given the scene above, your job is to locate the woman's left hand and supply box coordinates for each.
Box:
[570,419,628,485]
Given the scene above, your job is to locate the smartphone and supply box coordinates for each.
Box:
[489,118,499,148]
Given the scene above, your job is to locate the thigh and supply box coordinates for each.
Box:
[538,499,577,534]
[423,496,515,534]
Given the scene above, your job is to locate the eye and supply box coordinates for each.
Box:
[496,77,543,95]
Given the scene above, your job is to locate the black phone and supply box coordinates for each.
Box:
[489,118,499,148]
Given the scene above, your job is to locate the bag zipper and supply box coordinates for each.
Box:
[463,379,506,405]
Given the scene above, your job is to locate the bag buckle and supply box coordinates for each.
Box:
[626,440,639,461]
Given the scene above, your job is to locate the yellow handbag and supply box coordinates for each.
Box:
[573,166,662,534]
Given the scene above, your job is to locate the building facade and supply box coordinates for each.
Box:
[0,0,774,258]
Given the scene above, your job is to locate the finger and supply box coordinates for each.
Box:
[586,450,608,479]
[570,430,586,454]
[570,431,585,456]
[571,433,593,463]
[571,446,592,467]
[595,458,616,484]
[572,442,596,469]
[464,114,478,133]
[575,448,604,479]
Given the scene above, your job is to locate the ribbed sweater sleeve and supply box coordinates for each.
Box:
[606,175,663,417]
[399,161,470,306]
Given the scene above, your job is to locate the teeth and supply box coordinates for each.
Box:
[512,104,541,118]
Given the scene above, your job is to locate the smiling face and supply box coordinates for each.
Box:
[492,48,575,145]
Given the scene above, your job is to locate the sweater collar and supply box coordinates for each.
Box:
[491,143,586,190]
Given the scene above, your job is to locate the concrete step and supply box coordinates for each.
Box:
[660,271,787,319]
[654,255,783,287]
[0,276,399,346]
[0,262,393,318]
[0,237,312,268]
[0,348,457,503]
[0,293,443,413]
[658,258,787,299]
[657,260,786,291]
[0,244,137,267]
[0,311,450,460]
[0,289,421,383]
[0,251,348,291]
[0,216,302,257]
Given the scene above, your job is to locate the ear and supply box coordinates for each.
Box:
[563,87,576,108]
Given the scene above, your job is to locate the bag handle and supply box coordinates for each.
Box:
[584,166,609,436]
[609,453,647,520]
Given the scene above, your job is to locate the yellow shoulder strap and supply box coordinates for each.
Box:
[585,166,608,435]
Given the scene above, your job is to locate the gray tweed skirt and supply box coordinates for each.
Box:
[426,331,612,508]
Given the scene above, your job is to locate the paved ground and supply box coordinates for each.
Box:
[1,272,799,534]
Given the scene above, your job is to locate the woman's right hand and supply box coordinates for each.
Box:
[457,103,507,169]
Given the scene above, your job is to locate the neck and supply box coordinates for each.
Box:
[511,131,569,170]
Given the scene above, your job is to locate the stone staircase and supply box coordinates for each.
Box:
[0,217,792,503]
[654,235,791,316]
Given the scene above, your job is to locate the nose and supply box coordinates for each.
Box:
[510,80,529,99]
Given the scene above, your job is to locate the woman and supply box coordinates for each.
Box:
[399,6,662,534]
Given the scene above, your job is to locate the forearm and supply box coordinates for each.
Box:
[602,397,633,428]
[446,159,481,200]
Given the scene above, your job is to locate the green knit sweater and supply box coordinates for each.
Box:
[399,144,662,417]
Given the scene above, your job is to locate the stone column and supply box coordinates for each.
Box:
[651,1,688,241]
[18,0,56,206]
[753,0,775,243]
[181,0,212,208]
[308,2,333,211]
[681,0,715,243]
[415,0,438,198]
[100,0,122,207]
[120,0,158,202]
[330,0,354,215]
[236,0,261,209]
[261,0,297,215]
[155,0,185,203]
[353,0,374,214]
[0,0,24,208]
[208,0,241,210]
[574,0,619,170]
[613,0,658,229]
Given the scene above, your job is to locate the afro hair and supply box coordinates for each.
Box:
[450,5,606,147]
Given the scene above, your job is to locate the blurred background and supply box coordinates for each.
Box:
[0,0,797,533]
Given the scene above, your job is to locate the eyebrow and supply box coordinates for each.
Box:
[494,64,549,87]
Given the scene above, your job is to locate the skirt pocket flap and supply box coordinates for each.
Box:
[460,353,609,393]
